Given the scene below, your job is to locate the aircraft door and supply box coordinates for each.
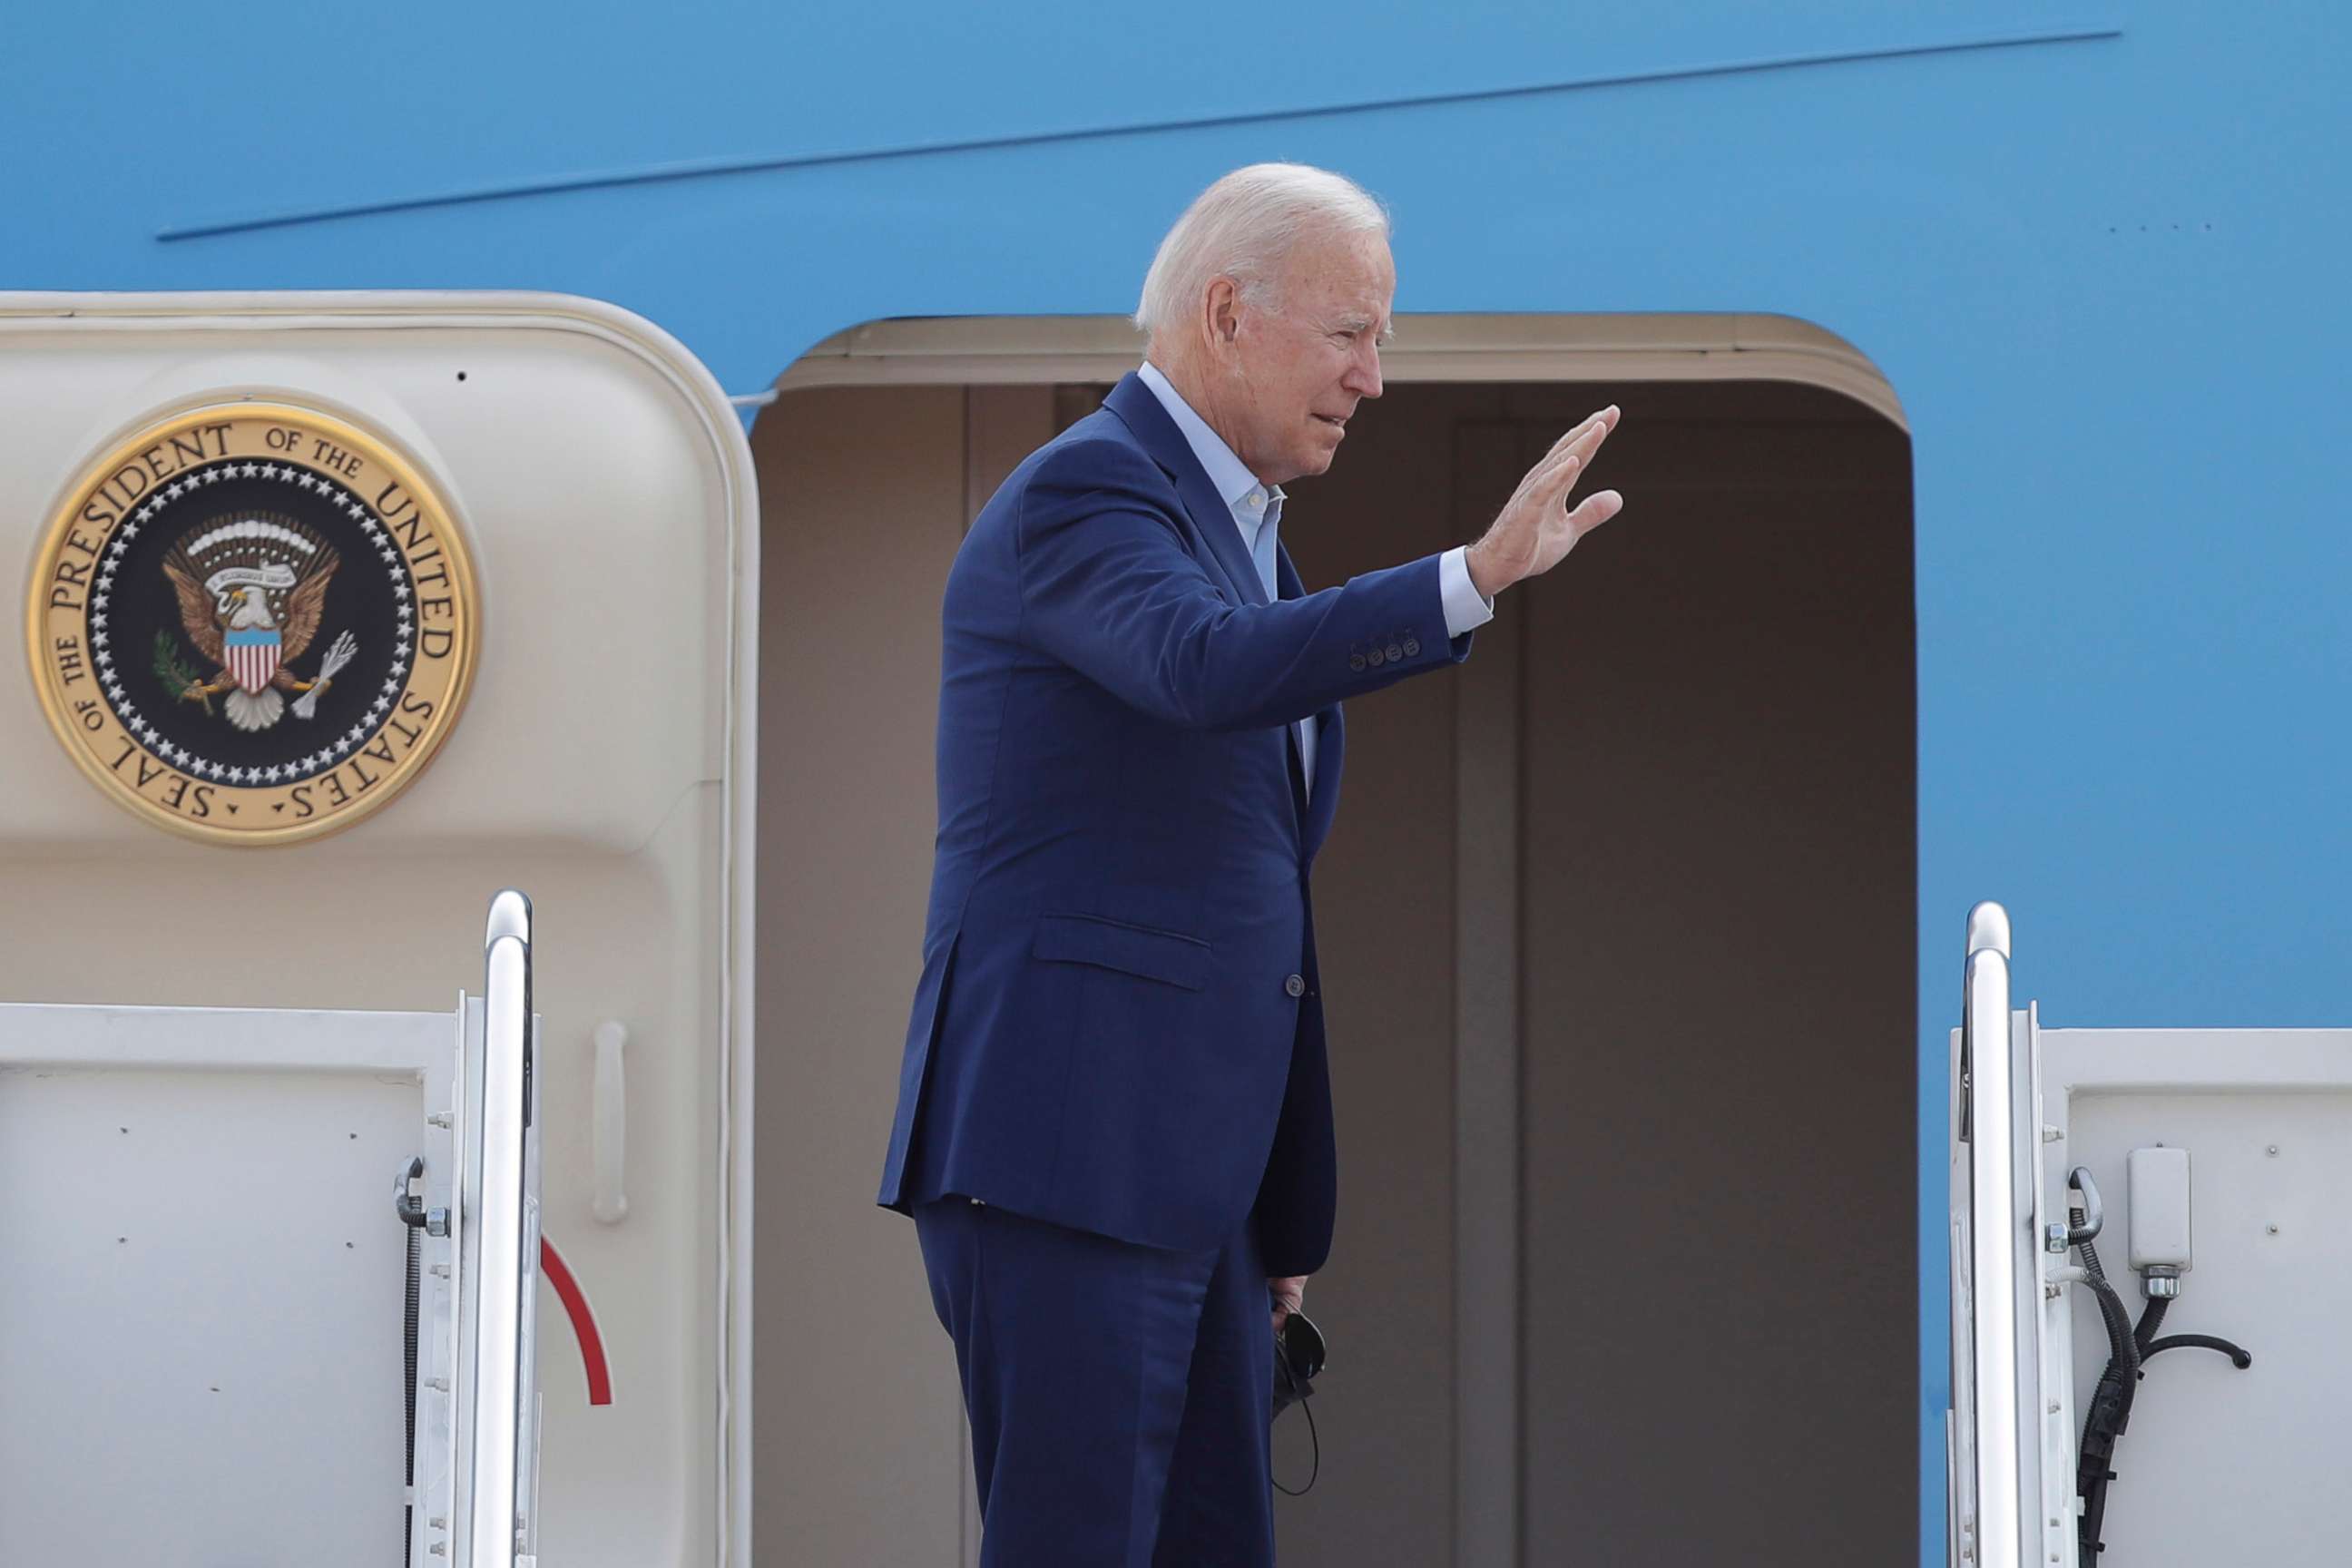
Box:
[0,967,459,1563]
[0,890,545,1567]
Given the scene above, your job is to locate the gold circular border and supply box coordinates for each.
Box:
[24,400,482,847]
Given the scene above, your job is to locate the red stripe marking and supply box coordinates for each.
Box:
[230,643,278,693]
[539,1237,613,1406]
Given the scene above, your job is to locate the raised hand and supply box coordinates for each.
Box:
[1465,406,1623,598]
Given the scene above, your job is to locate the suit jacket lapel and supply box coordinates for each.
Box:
[1102,373,1268,608]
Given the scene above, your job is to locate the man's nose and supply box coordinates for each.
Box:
[1345,341,1383,399]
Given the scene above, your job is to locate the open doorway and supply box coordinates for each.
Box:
[750,317,1916,1565]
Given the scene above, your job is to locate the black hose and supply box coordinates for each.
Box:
[2071,1214,2254,1560]
[2142,1333,2253,1369]
[2075,1227,2142,1559]
[2079,1232,2141,1377]
[2078,1232,2141,1405]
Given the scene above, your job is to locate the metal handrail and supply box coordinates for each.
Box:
[466,890,535,1568]
[1963,901,2020,1568]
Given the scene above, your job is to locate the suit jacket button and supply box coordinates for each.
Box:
[1386,642,1405,662]
[1367,647,1386,667]
[1403,638,1421,657]
[1285,974,1307,997]
[1350,653,1367,671]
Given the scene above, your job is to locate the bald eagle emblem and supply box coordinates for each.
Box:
[158,514,359,732]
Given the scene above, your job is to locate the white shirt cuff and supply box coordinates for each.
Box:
[1438,546,1496,640]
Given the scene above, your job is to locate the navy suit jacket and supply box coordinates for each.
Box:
[876,371,1475,1278]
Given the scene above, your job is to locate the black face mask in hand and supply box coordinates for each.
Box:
[1272,1309,1323,1415]
[1272,1308,1325,1495]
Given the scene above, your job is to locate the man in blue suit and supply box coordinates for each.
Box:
[877,162,1623,1565]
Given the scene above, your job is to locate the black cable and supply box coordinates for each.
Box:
[1272,1353,1319,1497]
[2070,1203,2255,1561]
[2142,1333,2253,1368]
[1269,1312,1322,1497]
[2079,1233,2142,1380]
[2075,1228,2141,1560]
[396,1156,425,1565]
[404,1219,421,1563]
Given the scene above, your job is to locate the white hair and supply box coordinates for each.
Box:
[1133,162,1391,343]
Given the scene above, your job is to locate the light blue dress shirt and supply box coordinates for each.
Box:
[1135,359,1495,804]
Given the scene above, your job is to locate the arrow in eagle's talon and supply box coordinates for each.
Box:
[292,630,358,720]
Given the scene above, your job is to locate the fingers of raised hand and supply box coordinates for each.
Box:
[1570,408,1617,467]
[1568,488,1624,536]
[1544,405,1617,458]
[1538,407,1618,493]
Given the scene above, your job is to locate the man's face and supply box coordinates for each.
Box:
[1217,229,1393,485]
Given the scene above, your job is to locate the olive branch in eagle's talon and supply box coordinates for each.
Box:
[153,630,215,715]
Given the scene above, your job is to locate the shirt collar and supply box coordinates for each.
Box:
[1137,360,1284,516]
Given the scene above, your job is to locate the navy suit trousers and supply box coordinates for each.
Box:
[914,1194,1278,1567]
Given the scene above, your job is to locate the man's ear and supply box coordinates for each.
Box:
[1204,276,1242,349]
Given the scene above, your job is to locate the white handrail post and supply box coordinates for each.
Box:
[466,890,534,1568]
[1964,901,2021,1568]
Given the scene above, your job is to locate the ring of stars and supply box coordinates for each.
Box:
[89,458,418,786]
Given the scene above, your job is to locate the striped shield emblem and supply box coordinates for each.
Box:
[223,627,281,694]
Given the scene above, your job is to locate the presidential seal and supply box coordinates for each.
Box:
[27,403,478,844]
